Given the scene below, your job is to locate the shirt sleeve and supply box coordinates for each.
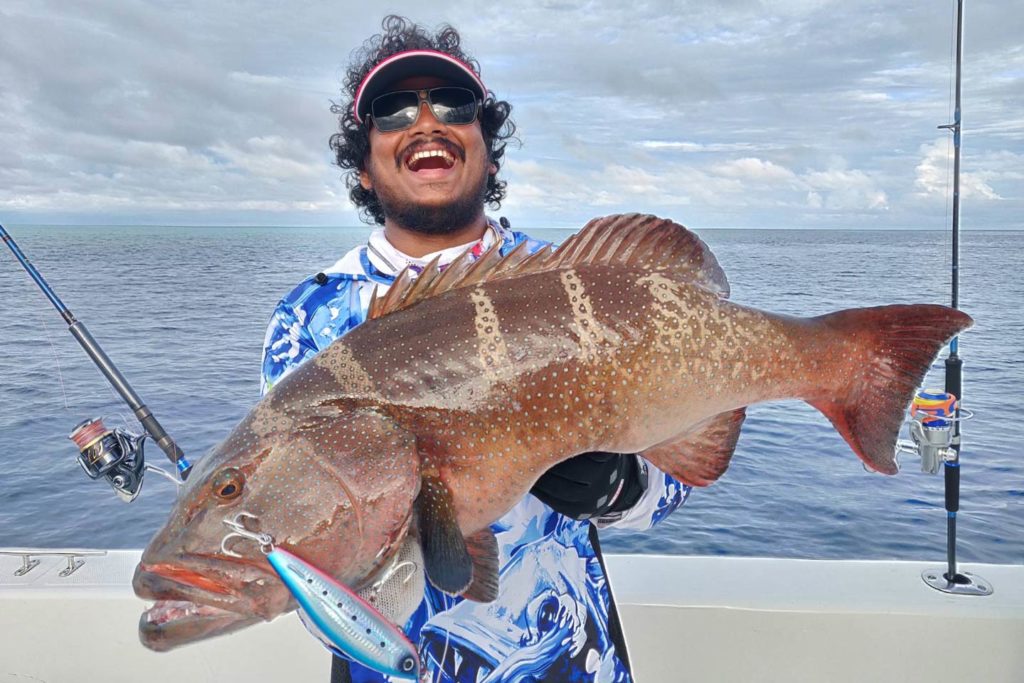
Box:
[260,298,321,396]
[594,459,691,531]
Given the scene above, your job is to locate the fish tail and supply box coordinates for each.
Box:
[806,304,973,474]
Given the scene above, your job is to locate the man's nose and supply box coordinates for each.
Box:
[410,100,446,134]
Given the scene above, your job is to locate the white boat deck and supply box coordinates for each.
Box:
[1,550,1021,682]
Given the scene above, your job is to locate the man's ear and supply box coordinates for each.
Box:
[489,162,498,176]
[359,168,373,191]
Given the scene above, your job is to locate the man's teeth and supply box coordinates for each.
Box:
[408,149,455,167]
[411,150,454,162]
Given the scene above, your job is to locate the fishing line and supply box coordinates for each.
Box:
[83,345,142,432]
[419,591,455,683]
[942,0,956,268]
[38,278,143,442]
[435,598,452,683]
[13,249,74,410]
[39,313,70,410]
[947,0,957,127]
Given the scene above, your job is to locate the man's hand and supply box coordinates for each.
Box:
[530,452,644,520]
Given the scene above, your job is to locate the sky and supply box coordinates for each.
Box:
[1,0,1021,230]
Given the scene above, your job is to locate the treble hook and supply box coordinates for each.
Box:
[221,511,275,557]
[368,558,419,595]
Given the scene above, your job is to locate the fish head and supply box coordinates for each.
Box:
[134,403,421,651]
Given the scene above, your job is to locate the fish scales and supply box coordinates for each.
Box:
[133,214,972,653]
[298,263,859,533]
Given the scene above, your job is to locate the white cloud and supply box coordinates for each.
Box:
[711,158,800,184]
[0,1,1020,228]
[210,137,324,181]
[803,168,889,210]
[505,151,893,228]
[914,139,1002,201]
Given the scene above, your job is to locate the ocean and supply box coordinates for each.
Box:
[0,224,1021,565]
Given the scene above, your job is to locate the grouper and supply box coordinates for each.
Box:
[133,214,972,651]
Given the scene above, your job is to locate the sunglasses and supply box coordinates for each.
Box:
[369,87,481,133]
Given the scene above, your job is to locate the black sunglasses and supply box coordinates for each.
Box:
[369,87,481,133]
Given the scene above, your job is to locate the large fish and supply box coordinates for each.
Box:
[133,214,972,651]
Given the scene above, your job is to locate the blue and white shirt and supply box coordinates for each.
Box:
[261,219,691,683]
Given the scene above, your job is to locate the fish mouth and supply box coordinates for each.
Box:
[139,599,263,652]
[134,560,287,652]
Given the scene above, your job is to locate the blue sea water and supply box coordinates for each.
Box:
[0,225,1021,565]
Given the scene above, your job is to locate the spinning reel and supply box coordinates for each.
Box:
[897,388,974,475]
[69,418,182,502]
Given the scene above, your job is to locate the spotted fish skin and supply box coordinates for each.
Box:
[335,260,963,532]
[134,214,972,652]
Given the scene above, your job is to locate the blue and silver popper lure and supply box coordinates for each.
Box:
[267,548,420,680]
[221,512,420,679]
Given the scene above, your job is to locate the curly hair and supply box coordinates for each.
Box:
[329,15,516,225]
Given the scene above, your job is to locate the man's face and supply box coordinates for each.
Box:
[359,76,497,234]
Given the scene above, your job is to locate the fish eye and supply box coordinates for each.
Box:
[212,468,245,501]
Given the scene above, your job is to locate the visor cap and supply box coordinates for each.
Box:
[353,49,487,124]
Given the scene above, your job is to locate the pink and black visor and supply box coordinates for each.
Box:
[352,49,487,125]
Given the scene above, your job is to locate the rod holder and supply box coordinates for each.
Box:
[921,568,993,596]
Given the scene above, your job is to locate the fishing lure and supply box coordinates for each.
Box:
[220,512,420,679]
[267,547,420,680]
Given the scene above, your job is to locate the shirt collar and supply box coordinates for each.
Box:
[365,219,504,277]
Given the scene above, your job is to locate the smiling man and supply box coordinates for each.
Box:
[261,15,691,683]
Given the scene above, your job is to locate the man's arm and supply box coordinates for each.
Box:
[260,298,321,395]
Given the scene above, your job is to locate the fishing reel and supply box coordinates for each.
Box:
[896,389,973,474]
[69,418,181,503]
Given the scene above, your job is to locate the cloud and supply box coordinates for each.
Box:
[711,158,799,184]
[0,1,1020,228]
[802,168,889,210]
[914,139,1002,201]
[506,150,891,228]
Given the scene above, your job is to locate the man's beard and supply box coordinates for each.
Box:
[372,171,489,236]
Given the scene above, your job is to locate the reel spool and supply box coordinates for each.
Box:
[897,388,972,474]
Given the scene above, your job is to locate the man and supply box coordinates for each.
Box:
[261,16,690,682]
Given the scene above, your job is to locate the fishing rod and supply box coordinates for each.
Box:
[926,0,991,596]
[1,223,192,502]
[896,0,990,596]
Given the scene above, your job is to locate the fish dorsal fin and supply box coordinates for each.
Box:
[555,214,729,297]
[367,213,728,320]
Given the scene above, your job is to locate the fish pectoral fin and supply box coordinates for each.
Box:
[461,527,499,603]
[641,408,746,487]
[417,475,472,595]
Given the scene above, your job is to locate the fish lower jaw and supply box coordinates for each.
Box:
[139,600,265,652]
[144,599,233,627]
